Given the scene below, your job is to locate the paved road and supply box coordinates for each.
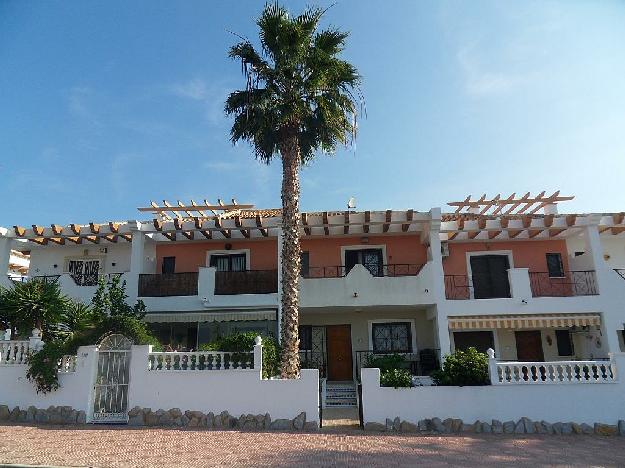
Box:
[1,424,625,467]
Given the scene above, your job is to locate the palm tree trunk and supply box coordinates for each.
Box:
[279,130,301,379]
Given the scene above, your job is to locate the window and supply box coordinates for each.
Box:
[162,257,176,274]
[299,325,312,350]
[546,253,565,277]
[300,251,310,277]
[372,322,412,353]
[67,258,101,286]
[345,248,383,276]
[555,329,574,356]
[469,254,511,299]
[209,253,246,272]
[453,331,495,354]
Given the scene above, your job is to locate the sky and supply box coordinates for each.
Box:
[1,1,625,226]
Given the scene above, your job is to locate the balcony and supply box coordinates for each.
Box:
[304,264,425,279]
[138,273,199,297]
[214,270,278,295]
[529,271,598,297]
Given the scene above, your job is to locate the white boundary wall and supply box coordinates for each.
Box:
[362,353,625,426]
[0,344,319,423]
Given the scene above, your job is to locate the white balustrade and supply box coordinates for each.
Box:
[0,341,31,365]
[487,349,617,385]
[147,351,254,371]
[57,355,78,373]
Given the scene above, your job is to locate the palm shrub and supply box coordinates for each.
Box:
[226,3,361,378]
[431,348,490,386]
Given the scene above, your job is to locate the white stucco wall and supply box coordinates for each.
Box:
[567,236,625,269]
[362,355,625,425]
[28,243,132,277]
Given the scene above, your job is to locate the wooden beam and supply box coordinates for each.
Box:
[457,217,465,231]
[364,211,370,234]
[89,222,100,234]
[182,231,194,240]
[14,226,26,237]
[613,213,625,225]
[447,232,459,241]
[153,219,163,231]
[528,229,543,238]
[468,230,480,240]
[256,215,268,237]
[611,226,625,236]
[522,216,532,228]
[402,209,414,232]
[234,216,250,238]
[105,235,118,243]
[477,217,487,230]
[174,218,184,230]
[488,230,502,240]
[215,218,231,239]
[503,192,531,215]
[301,213,311,236]
[199,230,212,239]
[500,217,509,229]
[49,237,65,245]
[67,236,82,244]
[544,214,554,228]
[109,222,120,233]
[32,225,44,236]
[491,193,516,215]
[30,237,47,245]
[51,224,63,235]
[194,218,203,229]
[383,210,392,233]
[323,212,329,235]
[85,235,99,244]
[508,229,523,239]
[565,215,577,227]
[549,228,566,237]
[70,224,81,235]
[344,211,350,235]
[120,234,132,242]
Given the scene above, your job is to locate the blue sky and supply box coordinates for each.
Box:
[1,1,624,226]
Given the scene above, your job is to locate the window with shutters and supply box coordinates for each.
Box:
[209,253,247,272]
[344,248,383,276]
[546,253,565,278]
[555,329,574,356]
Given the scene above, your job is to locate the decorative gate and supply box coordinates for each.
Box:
[91,334,132,423]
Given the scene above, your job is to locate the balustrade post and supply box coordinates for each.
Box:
[253,336,263,376]
[29,328,44,352]
[487,348,498,385]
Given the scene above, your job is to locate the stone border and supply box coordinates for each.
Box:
[365,416,625,436]
[0,405,86,424]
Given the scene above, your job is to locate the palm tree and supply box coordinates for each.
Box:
[226,3,361,378]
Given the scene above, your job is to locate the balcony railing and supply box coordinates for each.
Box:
[304,264,425,279]
[214,270,278,295]
[354,349,440,380]
[299,350,327,378]
[529,271,598,297]
[615,269,625,280]
[30,275,61,284]
[444,273,511,300]
[138,272,199,297]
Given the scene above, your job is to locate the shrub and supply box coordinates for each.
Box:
[199,332,280,378]
[431,347,489,386]
[26,342,66,394]
[380,368,412,388]
[363,353,406,373]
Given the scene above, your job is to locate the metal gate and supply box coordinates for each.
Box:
[91,334,132,423]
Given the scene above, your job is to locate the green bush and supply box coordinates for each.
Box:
[431,347,489,386]
[26,342,66,394]
[363,353,406,373]
[380,368,412,388]
[199,332,280,378]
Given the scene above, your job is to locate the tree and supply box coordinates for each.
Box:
[226,3,361,378]
[91,275,146,319]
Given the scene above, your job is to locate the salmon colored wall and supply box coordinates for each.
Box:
[300,235,428,267]
[442,240,570,275]
[155,240,278,272]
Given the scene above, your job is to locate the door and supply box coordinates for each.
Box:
[326,325,353,381]
[345,249,383,276]
[91,334,132,423]
[470,255,511,299]
[515,331,545,361]
[162,256,176,274]
[453,331,495,354]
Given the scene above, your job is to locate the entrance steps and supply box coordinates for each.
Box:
[325,382,357,407]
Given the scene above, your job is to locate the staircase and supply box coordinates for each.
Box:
[325,382,357,407]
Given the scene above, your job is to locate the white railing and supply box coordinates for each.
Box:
[0,341,31,365]
[147,351,254,371]
[487,349,617,385]
[57,355,78,373]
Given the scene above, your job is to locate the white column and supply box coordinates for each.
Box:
[127,222,145,303]
[487,348,498,385]
[0,232,14,288]
[253,336,263,377]
[276,229,283,344]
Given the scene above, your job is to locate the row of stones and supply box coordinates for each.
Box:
[128,407,318,431]
[365,416,625,436]
[0,405,87,425]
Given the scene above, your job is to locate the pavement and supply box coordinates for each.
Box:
[2,423,625,467]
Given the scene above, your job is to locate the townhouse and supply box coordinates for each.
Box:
[2,192,625,388]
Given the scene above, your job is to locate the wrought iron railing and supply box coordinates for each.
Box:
[529,271,598,297]
[444,275,471,300]
[214,270,278,295]
[30,275,61,284]
[354,349,440,380]
[138,272,199,297]
[614,269,625,280]
[443,273,511,300]
[299,350,327,378]
[303,264,425,279]
[69,272,123,287]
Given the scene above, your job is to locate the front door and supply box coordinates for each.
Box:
[470,255,511,299]
[515,330,545,361]
[326,325,353,381]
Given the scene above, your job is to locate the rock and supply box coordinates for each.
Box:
[26,406,36,423]
[461,424,474,433]
[238,414,247,428]
[303,421,319,432]
[128,411,145,426]
[534,422,547,434]
[34,409,48,423]
[523,417,534,434]
[400,421,417,433]
[242,419,257,430]
[503,421,515,434]
[364,422,386,432]
[263,413,271,429]
[418,419,429,432]
[561,423,573,435]
[492,420,503,434]
[595,423,618,436]
[9,406,20,422]
[145,410,159,426]
[514,420,525,434]
[571,423,582,435]
[18,410,27,422]
[386,418,394,432]
[452,419,463,433]
[177,415,188,427]
[619,420,625,436]
[169,408,182,418]
[128,406,142,417]
[473,421,483,433]
[581,423,594,435]
[0,405,10,421]
[541,421,553,435]
[255,414,265,426]
[76,411,86,425]
[431,417,444,433]
[188,417,200,427]
[159,411,174,426]
[293,412,306,431]
[552,422,563,435]
[392,417,401,432]
[481,422,492,433]
[270,419,292,430]
[206,412,214,428]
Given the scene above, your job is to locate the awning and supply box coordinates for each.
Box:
[144,309,277,323]
[448,313,601,330]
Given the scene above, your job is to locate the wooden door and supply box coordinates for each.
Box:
[470,255,511,299]
[326,325,353,381]
[515,331,545,361]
